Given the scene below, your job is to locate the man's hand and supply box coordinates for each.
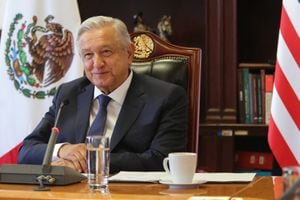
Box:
[51,158,78,171]
[56,143,87,172]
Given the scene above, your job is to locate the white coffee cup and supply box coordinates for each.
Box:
[163,152,197,184]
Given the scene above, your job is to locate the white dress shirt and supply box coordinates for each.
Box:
[52,71,133,160]
[89,71,133,138]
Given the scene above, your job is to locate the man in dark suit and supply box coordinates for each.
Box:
[18,16,188,173]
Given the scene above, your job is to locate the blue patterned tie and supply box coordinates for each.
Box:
[89,94,111,135]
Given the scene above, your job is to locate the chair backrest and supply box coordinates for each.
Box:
[130,31,201,153]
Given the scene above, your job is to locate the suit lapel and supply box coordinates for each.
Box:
[75,83,94,143]
[110,74,145,151]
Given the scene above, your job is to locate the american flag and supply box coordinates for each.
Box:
[268,0,300,168]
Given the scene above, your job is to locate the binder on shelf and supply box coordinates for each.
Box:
[238,69,245,123]
[265,74,274,124]
[235,151,273,170]
[242,68,251,124]
[260,69,266,124]
[256,74,263,123]
[251,74,258,124]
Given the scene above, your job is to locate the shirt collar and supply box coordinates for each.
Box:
[93,70,133,105]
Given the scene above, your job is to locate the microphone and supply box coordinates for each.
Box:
[43,99,69,167]
[0,99,86,186]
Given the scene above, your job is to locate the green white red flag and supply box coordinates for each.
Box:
[0,0,83,163]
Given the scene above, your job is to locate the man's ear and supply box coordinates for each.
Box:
[127,43,135,61]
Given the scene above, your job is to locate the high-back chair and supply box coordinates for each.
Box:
[130,31,201,154]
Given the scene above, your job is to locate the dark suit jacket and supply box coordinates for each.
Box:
[18,72,188,173]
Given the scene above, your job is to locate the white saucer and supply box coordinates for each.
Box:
[159,179,206,189]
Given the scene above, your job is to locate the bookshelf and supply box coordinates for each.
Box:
[234,0,281,173]
[198,0,281,172]
[237,63,274,124]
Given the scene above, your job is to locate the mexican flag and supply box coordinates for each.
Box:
[0,0,83,164]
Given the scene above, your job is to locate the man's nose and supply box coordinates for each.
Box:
[93,55,104,67]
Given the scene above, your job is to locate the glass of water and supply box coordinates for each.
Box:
[86,135,110,193]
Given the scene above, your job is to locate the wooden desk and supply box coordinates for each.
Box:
[0,177,275,200]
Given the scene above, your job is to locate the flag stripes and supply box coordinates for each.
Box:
[277,33,300,98]
[274,63,300,128]
[269,117,298,167]
[268,0,300,168]
[280,7,300,67]
[270,87,300,163]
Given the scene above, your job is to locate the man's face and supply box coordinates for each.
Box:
[78,26,134,94]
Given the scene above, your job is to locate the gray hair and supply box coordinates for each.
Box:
[76,16,131,49]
